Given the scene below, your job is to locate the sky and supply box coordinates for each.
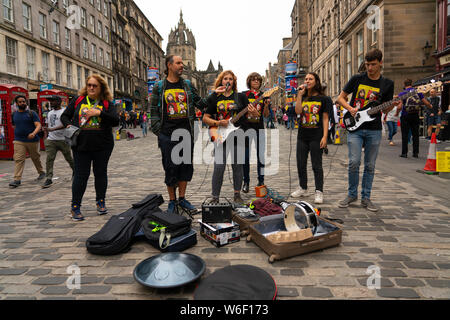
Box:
[134,0,295,91]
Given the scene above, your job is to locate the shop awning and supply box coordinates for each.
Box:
[413,68,450,86]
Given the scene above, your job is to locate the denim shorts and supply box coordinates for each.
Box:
[427,115,441,126]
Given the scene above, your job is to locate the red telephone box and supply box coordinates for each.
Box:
[37,90,69,151]
[0,85,29,160]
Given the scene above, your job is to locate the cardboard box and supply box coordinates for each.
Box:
[198,220,240,248]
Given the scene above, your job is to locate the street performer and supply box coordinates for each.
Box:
[337,48,400,212]
[241,72,269,193]
[202,70,257,204]
[150,55,207,214]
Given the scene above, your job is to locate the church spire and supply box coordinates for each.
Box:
[179,9,184,24]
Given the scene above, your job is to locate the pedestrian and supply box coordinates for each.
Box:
[287,103,296,129]
[150,55,207,214]
[61,74,119,221]
[426,89,442,140]
[383,101,401,146]
[337,48,399,212]
[241,72,269,194]
[42,95,74,188]
[9,96,46,188]
[290,73,331,204]
[203,70,255,204]
[398,79,433,158]
[140,112,148,137]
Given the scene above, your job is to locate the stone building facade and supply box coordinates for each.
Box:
[0,0,113,106]
[166,11,222,98]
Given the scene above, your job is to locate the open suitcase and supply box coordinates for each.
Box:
[247,213,342,263]
[232,213,259,237]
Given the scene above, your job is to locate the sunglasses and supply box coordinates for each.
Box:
[87,84,99,88]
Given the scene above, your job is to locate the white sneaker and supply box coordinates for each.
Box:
[314,190,323,204]
[291,188,308,198]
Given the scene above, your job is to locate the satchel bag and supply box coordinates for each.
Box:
[64,125,80,147]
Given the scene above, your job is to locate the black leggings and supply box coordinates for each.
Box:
[296,137,323,192]
[72,148,113,206]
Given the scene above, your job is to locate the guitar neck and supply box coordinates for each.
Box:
[367,90,416,116]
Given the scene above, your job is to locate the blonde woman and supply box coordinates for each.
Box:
[61,74,119,221]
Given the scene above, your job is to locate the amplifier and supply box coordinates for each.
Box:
[201,198,233,224]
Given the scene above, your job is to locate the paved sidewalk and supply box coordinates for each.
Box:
[0,125,449,300]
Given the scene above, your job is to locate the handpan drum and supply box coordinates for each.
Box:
[134,253,206,289]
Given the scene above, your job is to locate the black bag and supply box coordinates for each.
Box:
[63,125,80,147]
[142,210,191,250]
[86,194,164,255]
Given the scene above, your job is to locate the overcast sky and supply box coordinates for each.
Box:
[134,0,295,91]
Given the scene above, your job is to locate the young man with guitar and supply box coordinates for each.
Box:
[337,49,399,212]
[150,55,207,214]
[203,70,257,204]
[241,72,269,193]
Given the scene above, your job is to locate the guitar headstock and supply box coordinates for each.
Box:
[416,81,442,94]
[262,86,281,98]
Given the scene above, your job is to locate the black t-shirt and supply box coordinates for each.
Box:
[298,95,332,140]
[428,96,441,115]
[161,79,190,136]
[241,90,264,130]
[205,91,249,127]
[343,72,394,131]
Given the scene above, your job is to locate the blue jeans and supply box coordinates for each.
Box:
[287,116,295,129]
[386,121,397,141]
[347,130,382,200]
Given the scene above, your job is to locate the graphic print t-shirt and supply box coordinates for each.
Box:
[242,90,264,130]
[205,92,249,127]
[47,108,65,141]
[299,95,331,140]
[343,72,394,131]
[399,87,424,117]
[79,98,104,130]
[161,79,190,136]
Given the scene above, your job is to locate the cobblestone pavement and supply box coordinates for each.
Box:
[0,124,449,300]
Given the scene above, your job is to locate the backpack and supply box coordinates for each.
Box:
[85,194,164,255]
[142,209,192,250]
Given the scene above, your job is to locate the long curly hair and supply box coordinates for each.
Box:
[214,70,238,92]
[78,74,113,101]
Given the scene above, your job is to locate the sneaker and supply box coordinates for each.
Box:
[96,199,108,215]
[9,180,21,188]
[36,172,46,181]
[361,198,379,212]
[314,190,323,204]
[399,154,407,158]
[42,179,53,188]
[338,196,357,208]
[291,187,308,198]
[242,182,249,194]
[178,198,197,211]
[389,141,395,146]
[412,153,418,158]
[167,200,177,214]
[257,181,264,187]
[71,205,85,221]
[233,193,245,205]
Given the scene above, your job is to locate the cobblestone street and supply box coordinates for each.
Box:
[0,125,449,300]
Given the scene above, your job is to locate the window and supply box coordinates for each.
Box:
[6,37,17,75]
[106,52,111,69]
[85,68,90,80]
[104,26,109,43]
[357,30,364,68]
[118,24,123,38]
[26,46,35,80]
[97,0,101,11]
[334,55,339,95]
[65,28,71,50]
[82,38,88,59]
[89,0,94,5]
[77,65,82,89]
[23,3,32,31]
[346,40,352,81]
[53,21,60,45]
[3,0,13,23]
[75,33,80,56]
[112,18,116,33]
[62,0,69,14]
[99,47,104,66]
[98,21,103,38]
[55,57,62,85]
[39,13,47,39]
[66,61,72,88]
[81,8,86,27]
[328,60,332,95]
[89,14,95,33]
[42,52,49,82]
[103,1,108,17]
[91,43,97,62]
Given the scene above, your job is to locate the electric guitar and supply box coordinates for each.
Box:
[343,81,442,132]
[209,86,280,144]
